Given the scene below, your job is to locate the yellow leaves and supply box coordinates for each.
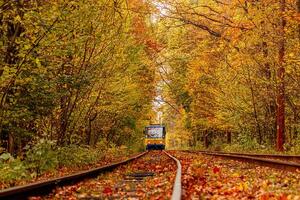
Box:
[35,58,42,68]
[232,172,240,178]
[14,15,22,23]
[23,44,31,51]
[261,180,269,190]
[237,182,249,191]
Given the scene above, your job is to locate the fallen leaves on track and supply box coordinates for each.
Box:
[33,151,176,200]
[170,151,300,200]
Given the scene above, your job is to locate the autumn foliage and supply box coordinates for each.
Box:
[0,0,156,154]
[155,0,300,152]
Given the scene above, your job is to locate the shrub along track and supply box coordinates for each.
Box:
[28,150,179,200]
[169,151,300,200]
[0,148,141,191]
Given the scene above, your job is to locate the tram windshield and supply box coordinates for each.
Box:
[145,126,165,138]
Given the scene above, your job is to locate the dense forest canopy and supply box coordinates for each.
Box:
[0,0,300,157]
[155,0,300,152]
[0,0,159,155]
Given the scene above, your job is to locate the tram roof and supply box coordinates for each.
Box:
[145,124,165,128]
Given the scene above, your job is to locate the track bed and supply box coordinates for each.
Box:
[31,151,177,199]
[171,151,300,200]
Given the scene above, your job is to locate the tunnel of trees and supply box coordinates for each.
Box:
[0,0,300,183]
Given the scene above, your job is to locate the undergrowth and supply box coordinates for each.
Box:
[0,139,138,188]
[191,133,300,155]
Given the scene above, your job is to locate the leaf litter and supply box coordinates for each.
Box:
[171,151,300,200]
[31,151,176,200]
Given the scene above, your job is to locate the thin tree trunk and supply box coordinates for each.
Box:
[204,130,209,148]
[227,131,231,144]
[86,113,97,145]
[8,133,14,154]
[262,40,277,145]
[246,66,262,144]
[58,95,69,145]
[276,0,286,151]
[297,0,300,37]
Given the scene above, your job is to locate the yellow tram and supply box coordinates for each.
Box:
[144,124,166,150]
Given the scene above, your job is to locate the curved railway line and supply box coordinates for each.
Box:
[185,150,300,172]
[0,151,182,200]
[164,151,182,200]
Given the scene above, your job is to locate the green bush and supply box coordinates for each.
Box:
[222,133,277,153]
[0,139,134,187]
[0,153,28,185]
[288,135,300,154]
[57,145,82,167]
[25,139,58,175]
[57,145,101,167]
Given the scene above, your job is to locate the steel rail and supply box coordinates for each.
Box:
[191,150,300,163]
[0,151,148,200]
[164,151,182,200]
[186,150,300,172]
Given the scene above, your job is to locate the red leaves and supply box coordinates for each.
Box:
[102,187,113,195]
[213,166,220,174]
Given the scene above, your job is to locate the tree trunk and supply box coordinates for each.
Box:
[297,0,300,37]
[262,39,276,144]
[247,67,262,144]
[204,130,210,148]
[276,0,286,151]
[8,133,14,155]
[226,131,231,144]
[86,113,97,145]
[1,1,24,153]
[58,95,69,145]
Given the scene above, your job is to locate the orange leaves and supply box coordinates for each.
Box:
[128,0,149,13]
[129,0,160,55]
[145,39,163,53]
[285,12,300,22]
[260,193,288,200]
[192,167,206,177]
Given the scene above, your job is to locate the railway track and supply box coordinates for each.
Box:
[170,151,300,199]
[0,151,182,200]
[164,151,182,200]
[185,150,300,172]
[0,152,147,200]
[191,150,300,163]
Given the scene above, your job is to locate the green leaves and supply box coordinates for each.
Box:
[0,153,13,162]
[25,139,58,175]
